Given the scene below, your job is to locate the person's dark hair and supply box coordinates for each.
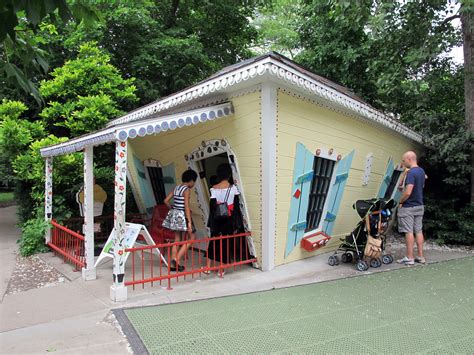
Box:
[182,169,198,183]
[209,175,218,187]
[216,163,232,182]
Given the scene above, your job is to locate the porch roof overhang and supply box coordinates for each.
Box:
[40,102,234,158]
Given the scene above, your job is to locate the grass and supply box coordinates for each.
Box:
[0,192,14,203]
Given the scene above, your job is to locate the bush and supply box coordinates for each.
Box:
[424,199,474,246]
[19,217,49,257]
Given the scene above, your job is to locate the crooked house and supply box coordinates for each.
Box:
[40,53,422,301]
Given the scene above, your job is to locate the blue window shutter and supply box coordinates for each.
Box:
[377,158,394,198]
[133,154,156,213]
[285,143,313,257]
[161,163,176,197]
[322,150,355,236]
[392,172,404,203]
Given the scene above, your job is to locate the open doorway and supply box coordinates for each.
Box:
[186,140,255,264]
[197,152,229,201]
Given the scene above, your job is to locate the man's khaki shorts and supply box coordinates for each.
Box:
[398,205,424,234]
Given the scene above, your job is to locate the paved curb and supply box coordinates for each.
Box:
[113,308,149,355]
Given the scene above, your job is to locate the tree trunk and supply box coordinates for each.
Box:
[462,7,474,204]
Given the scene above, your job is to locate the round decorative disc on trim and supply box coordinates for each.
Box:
[161,121,169,131]
[118,131,128,141]
[217,109,223,117]
[147,125,154,134]
[138,127,146,136]
[209,110,216,120]
[200,113,207,122]
[169,120,177,130]
[178,118,185,127]
[193,116,200,124]
[186,117,192,126]
[129,129,137,138]
[154,124,161,133]
[221,140,227,146]
[224,107,230,115]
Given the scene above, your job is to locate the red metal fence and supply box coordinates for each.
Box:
[125,232,257,290]
[48,220,86,270]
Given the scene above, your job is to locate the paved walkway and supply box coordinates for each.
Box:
[122,257,474,354]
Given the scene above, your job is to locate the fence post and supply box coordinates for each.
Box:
[44,156,53,244]
[110,140,128,302]
[82,146,97,281]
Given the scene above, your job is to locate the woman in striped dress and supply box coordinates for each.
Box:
[162,169,198,272]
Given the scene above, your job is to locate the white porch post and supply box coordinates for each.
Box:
[110,140,128,301]
[82,146,97,280]
[44,157,53,243]
[261,82,277,271]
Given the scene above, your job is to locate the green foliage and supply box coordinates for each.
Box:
[13,135,83,222]
[424,199,474,245]
[0,99,46,184]
[39,42,137,136]
[19,217,49,257]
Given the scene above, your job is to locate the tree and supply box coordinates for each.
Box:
[52,1,259,105]
[0,0,99,105]
[39,42,137,137]
[461,1,474,203]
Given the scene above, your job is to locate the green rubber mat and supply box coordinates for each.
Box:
[120,257,474,354]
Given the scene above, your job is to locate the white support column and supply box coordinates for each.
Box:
[82,146,97,281]
[44,157,53,244]
[110,140,128,301]
[261,82,278,271]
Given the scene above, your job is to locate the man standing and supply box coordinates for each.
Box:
[397,151,426,265]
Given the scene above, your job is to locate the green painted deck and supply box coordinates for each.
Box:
[124,257,474,354]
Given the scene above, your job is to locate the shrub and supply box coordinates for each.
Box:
[19,217,49,257]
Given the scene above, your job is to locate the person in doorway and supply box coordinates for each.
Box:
[205,163,245,275]
[162,169,198,272]
[397,151,426,265]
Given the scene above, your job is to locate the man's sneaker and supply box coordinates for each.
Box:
[397,256,415,265]
[415,256,426,264]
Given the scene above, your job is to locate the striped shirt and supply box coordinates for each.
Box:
[173,185,188,211]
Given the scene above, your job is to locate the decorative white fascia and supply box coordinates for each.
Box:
[116,102,234,142]
[40,129,115,158]
[107,57,422,144]
[40,103,234,158]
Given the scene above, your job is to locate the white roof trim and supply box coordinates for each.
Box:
[116,102,234,141]
[107,57,422,143]
[40,103,234,158]
[40,128,115,158]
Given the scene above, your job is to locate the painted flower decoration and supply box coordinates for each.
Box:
[119,152,125,158]
[118,250,123,255]
[120,142,126,147]
[119,185,124,191]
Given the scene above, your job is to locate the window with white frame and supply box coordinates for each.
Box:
[144,160,166,204]
[306,156,336,232]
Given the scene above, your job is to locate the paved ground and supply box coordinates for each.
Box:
[122,257,474,354]
[0,204,472,354]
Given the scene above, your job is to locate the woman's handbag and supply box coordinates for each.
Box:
[214,187,232,220]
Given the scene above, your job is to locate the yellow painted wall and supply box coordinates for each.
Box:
[275,90,420,266]
[128,92,263,261]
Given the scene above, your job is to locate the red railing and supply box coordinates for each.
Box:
[48,220,86,270]
[125,232,257,290]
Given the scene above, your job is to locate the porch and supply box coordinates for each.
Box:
[40,101,262,301]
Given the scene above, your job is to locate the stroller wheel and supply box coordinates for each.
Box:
[356,260,369,272]
[382,254,394,264]
[370,258,382,268]
[328,255,339,266]
[341,252,353,263]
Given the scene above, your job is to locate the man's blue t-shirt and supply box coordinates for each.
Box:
[403,167,425,207]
